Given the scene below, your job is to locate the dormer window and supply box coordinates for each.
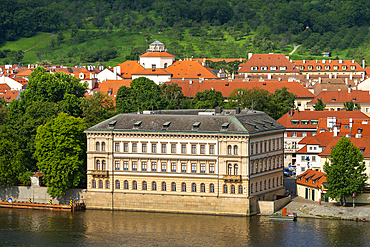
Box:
[270,66,277,71]
[133,121,142,129]
[325,65,330,71]
[299,66,305,70]
[342,65,347,71]
[332,98,336,102]
[350,65,356,71]
[301,120,309,125]
[311,120,318,125]
[307,66,313,71]
[107,88,113,95]
[316,65,322,71]
[291,120,299,125]
[221,122,230,131]
[279,66,286,71]
[261,66,268,71]
[251,66,258,71]
[352,98,356,101]
[192,122,201,131]
[312,180,315,185]
[162,121,171,130]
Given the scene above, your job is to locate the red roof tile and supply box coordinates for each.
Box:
[139,51,175,58]
[296,169,326,189]
[165,61,219,79]
[98,79,132,99]
[117,61,145,79]
[132,68,171,75]
[238,54,294,73]
[293,59,364,73]
[320,137,370,158]
[308,90,370,105]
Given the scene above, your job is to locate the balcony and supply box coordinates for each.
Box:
[223,175,242,182]
[90,170,109,177]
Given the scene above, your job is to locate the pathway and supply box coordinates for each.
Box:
[289,44,301,55]
[23,33,56,53]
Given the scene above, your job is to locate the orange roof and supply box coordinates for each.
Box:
[167,79,313,98]
[165,61,219,79]
[0,83,10,93]
[132,68,171,75]
[316,118,370,136]
[319,137,370,158]
[194,58,245,63]
[0,90,19,102]
[238,54,294,73]
[139,51,175,58]
[12,77,28,86]
[293,59,365,73]
[308,90,370,105]
[117,61,145,79]
[15,69,33,77]
[278,110,369,129]
[298,132,334,147]
[98,79,132,99]
[296,169,326,189]
[366,67,370,78]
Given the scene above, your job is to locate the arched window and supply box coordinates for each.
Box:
[251,184,253,193]
[96,160,101,170]
[281,176,283,185]
[231,185,235,194]
[133,181,137,190]
[162,182,166,191]
[201,183,205,192]
[228,145,232,155]
[102,142,106,151]
[228,164,233,175]
[92,180,96,188]
[234,164,238,175]
[255,182,258,192]
[264,180,266,190]
[192,183,197,192]
[251,163,254,174]
[152,181,157,190]
[96,142,100,151]
[143,181,147,190]
[210,184,214,193]
[239,185,243,194]
[115,180,120,189]
[124,180,129,189]
[106,180,110,189]
[276,177,279,187]
[272,178,275,188]
[164,63,168,68]
[234,145,238,155]
[260,181,262,191]
[268,179,270,189]
[99,180,103,188]
[223,184,228,193]
[102,160,106,170]
[171,182,176,191]
[182,183,186,192]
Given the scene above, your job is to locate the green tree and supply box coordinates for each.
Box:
[81,91,116,128]
[191,89,224,109]
[268,87,296,120]
[0,98,8,125]
[226,87,271,111]
[343,101,361,111]
[324,136,367,205]
[313,98,326,111]
[161,83,185,109]
[34,113,86,198]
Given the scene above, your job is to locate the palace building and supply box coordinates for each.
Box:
[83,108,286,216]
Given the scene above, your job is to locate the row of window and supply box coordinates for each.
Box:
[250,177,282,193]
[299,65,356,71]
[250,138,283,155]
[250,156,283,174]
[91,180,243,194]
[97,160,216,173]
[290,120,318,126]
[300,155,317,162]
[250,66,287,71]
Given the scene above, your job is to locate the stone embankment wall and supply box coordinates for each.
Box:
[0,186,84,204]
[257,195,291,215]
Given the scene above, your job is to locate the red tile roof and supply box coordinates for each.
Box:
[167,80,313,98]
[132,68,171,75]
[15,69,33,77]
[308,90,370,105]
[194,58,245,63]
[319,137,370,158]
[98,79,132,99]
[296,169,326,189]
[278,110,369,129]
[293,59,365,73]
[298,132,334,147]
[0,90,19,102]
[165,61,219,79]
[139,51,175,58]
[117,61,145,79]
[238,54,294,73]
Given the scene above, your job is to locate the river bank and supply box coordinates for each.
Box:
[276,196,370,221]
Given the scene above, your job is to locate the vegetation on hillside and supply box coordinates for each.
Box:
[1,0,370,66]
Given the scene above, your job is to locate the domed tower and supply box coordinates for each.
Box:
[139,40,175,69]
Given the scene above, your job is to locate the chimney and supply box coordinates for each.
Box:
[348,87,351,93]
[203,58,206,63]
[189,79,192,85]
[350,118,353,129]
[319,77,321,84]
[28,64,30,69]
[362,60,365,69]
[339,60,343,64]
[235,107,241,114]
[352,60,354,64]
[303,60,305,64]
[322,60,325,64]
[333,126,338,137]
[278,77,281,81]
[350,73,353,80]
[334,74,337,79]
[202,62,205,66]
[248,53,253,59]
[306,73,310,80]
[329,60,331,64]
[345,78,348,85]
[316,60,317,63]
[232,73,235,79]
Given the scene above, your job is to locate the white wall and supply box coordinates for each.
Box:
[140,57,174,69]
[0,76,22,90]
[132,74,171,85]
[96,68,122,82]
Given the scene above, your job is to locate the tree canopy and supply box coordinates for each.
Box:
[323,136,367,204]
[343,101,361,111]
[191,89,225,109]
[313,98,326,111]
[34,113,86,198]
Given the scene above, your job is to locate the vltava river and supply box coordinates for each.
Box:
[1,208,370,246]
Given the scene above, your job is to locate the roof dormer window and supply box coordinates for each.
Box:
[351,65,356,71]
[325,65,330,71]
[291,120,299,125]
[192,122,201,131]
[261,66,268,71]
[301,120,309,125]
[270,66,277,71]
[316,65,322,71]
[251,66,258,71]
[279,66,286,71]
[133,121,142,129]
[299,65,305,70]
[307,66,313,71]
[221,122,230,131]
[342,65,347,71]
[333,65,338,71]
[332,98,336,102]
[162,121,171,130]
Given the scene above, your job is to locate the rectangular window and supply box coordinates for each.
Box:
[123,161,128,171]
[124,143,128,152]
[151,162,157,172]
[152,144,157,153]
[292,132,297,137]
[312,156,316,162]
[191,163,197,173]
[142,162,147,171]
[302,132,307,137]
[251,144,254,154]
[161,162,167,172]
[209,164,215,173]
[142,143,147,153]
[132,143,137,152]
[161,144,167,153]
[200,163,206,173]
[181,144,186,154]
[200,145,205,154]
[209,145,215,154]
[366,108,370,113]
[181,163,186,172]
[284,132,287,137]
[114,143,120,152]
[171,144,176,153]
[132,161,137,171]
[171,162,176,172]
[191,144,196,154]
[301,156,305,162]
[115,160,120,170]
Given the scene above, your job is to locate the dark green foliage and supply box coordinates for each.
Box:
[191,89,224,109]
[313,98,326,111]
[324,136,367,202]
[206,60,244,76]
[80,48,118,63]
[343,101,361,111]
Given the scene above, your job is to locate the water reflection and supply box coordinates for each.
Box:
[1,208,370,246]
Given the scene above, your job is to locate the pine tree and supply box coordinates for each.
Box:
[324,136,367,205]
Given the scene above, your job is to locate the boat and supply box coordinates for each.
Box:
[0,200,85,212]
[269,212,297,221]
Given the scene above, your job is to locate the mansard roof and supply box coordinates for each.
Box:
[86,109,285,135]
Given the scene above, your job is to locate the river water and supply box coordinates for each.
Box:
[1,208,370,247]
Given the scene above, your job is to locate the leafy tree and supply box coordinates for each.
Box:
[191,89,224,109]
[0,98,8,125]
[343,101,361,111]
[81,91,116,128]
[161,83,185,109]
[313,98,326,111]
[34,113,86,198]
[269,87,296,120]
[226,87,271,111]
[324,136,367,205]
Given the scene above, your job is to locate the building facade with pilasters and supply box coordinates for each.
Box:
[83,109,286,216]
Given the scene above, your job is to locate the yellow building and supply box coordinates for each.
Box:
[83,109,286,216]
